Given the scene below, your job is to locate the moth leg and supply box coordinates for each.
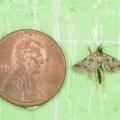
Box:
[96,67,105,84]
[94,70,101,90]
[95,69,100,85]
[95,65,106,94]
[87,47,92,55]
[97,69,102,84]
[100,66,106,92]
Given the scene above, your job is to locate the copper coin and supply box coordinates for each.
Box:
[0,30,66,106]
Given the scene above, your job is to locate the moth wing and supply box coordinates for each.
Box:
[73,52,99,73]
[102,53,120,72]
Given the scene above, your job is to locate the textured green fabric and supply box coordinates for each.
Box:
[0,0,120,120]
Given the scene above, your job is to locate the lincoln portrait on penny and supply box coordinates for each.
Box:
[2,39,47,102]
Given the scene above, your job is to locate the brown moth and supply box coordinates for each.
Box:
[73,45,120,84]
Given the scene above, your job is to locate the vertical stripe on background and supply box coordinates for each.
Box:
[31,0,39,29]
[6,0,12,33]
[53,0,60,120]
[66,23,75,120]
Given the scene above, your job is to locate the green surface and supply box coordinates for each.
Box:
[0,0,120,120]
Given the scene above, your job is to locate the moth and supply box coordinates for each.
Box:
[73,45,120,84]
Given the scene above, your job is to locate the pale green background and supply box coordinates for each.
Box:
[0,0,120,120]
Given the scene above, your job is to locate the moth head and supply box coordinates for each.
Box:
[97,45,103,52]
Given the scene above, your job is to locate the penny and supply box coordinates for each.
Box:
[0,30,66,106]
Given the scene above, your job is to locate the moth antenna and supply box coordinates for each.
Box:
[87,47,92,55]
